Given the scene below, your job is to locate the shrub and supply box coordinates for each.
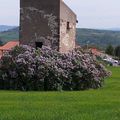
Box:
[0,45,110,91]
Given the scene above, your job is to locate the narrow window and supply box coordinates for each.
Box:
[67,22,70,30]
[35,42,43,49]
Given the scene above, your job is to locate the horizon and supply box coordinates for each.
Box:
[0,0,120,29]
[1,25,120,31]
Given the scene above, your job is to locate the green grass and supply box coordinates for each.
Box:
[0,28,19,45]
[0,67,120,120]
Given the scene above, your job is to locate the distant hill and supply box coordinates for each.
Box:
[77,28,120,49]
[0,27,19,45]
[106,28,120,31]
[0,25,17,32]
[0,26,120,49]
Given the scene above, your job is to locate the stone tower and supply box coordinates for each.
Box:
[20,0,77,53]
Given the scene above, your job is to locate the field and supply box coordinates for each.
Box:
[0,27,19,45]
[1,27,120,48]
[0,67,120,120]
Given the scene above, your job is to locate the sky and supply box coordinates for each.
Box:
[0,0,120,29]
[0,0,19,26]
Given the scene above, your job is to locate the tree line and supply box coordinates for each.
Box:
[105,45,120,58]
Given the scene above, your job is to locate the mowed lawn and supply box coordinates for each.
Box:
[0,67,120,120]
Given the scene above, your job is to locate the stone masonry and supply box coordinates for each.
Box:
[20,0,77,53]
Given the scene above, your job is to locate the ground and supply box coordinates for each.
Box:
[0,67,120,120]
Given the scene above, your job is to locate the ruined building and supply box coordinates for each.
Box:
[20,0,77,53]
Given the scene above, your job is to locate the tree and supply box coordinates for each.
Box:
[105,45,114,56]
[0,37,3,46]
[114,46,120,58]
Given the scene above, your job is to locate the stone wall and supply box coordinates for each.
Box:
[20,0,77,53]
[59,0,76,53]
[20,0,60,50]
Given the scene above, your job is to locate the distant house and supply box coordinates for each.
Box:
[90,48,107,58]
[20,0,77,53]
[0,41,19,58]
[91,48,101,56]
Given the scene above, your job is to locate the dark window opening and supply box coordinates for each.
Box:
[35,42,43,49]
[67,22,70,30]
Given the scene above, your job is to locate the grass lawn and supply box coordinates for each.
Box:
[0,31,19,45]
[0,67,120,120]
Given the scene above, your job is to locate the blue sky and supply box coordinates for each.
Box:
[0,0,120,28]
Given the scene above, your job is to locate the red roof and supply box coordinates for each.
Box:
[0,41,19,51]
[0,41,19,59]
[91,48,101,56]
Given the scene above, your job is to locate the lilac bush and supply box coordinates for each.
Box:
[0,45,110,91]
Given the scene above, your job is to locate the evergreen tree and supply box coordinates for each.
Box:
[105,45,114,56]
[114,45,120,58]
[0,37,3,46]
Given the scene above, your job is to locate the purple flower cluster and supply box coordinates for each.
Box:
[0,45,110,91]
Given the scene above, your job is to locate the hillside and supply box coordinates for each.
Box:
[77,28,120,49]
[0,27,19,45]
[0,26,120,48]
[0,25,17,32]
